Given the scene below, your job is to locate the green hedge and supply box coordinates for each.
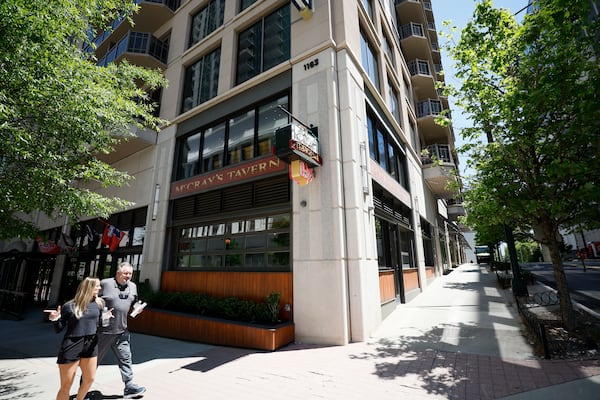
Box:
[138,281,282,325]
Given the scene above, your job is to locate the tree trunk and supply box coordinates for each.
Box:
[548,237,577,330]
[535,218,577,330]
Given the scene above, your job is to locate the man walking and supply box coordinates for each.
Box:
[98,261,146,398]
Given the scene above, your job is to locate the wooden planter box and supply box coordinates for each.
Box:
[128,308,295,351]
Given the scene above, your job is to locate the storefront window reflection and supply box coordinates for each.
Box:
[175,212,290,270]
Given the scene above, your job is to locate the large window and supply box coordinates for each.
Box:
[189,0,225,48]
[236,5,290,84]
[175,213,290,270]
[383,31,395,68]
[181,47,221,113]
[367,111,409,189]
[228,110,255,165]
[240,0,258,12]
[360,29,379,89]
[177,94,289,179]
[362,0,373,20]
[202,122,226,172]
[388,80,400,125]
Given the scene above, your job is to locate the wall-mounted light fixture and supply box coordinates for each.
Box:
[360,142,369,195]
[151,183,160,221]
[291,0,314,20]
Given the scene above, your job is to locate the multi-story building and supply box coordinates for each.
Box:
[0,0,467,345]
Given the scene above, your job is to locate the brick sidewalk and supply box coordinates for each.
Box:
[2,264,600,400]
[86,340,600,400]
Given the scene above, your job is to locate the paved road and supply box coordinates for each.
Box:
[521,262,600,312]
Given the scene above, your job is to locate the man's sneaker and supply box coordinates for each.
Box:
[124,384,146,399]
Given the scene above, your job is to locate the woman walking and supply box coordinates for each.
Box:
[45,277,109,400]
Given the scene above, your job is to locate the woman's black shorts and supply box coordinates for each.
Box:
[57,334,98,364]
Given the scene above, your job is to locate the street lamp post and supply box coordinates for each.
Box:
[504,224,529,298]
[484,131,528,299]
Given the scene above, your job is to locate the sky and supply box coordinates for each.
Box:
[430,0,528,178]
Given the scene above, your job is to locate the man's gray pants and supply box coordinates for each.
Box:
[98,331,134,388]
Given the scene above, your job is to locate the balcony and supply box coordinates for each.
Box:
[408,59,437,98]
[416,98,442,118]
[395,0,426,25]
[96,123,158,165]
[415,99,450,142]
[97,31,168,69]
[430,42,441,64]
[447,197,466,220]
[87,0,179,57]
[399,23,429,59]
[421,144,458,199]
[408,59,431,77]
[400,22,425,40]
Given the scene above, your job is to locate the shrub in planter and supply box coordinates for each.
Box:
[492,261,511,272]
[520,269,536,285]
[137,281,283,325]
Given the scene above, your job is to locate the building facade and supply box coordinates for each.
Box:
[0,0,467,345]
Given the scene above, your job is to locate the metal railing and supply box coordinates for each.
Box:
[416,99,442,118]
[399,22,425,39]
[408,59,431,76]
[97,32,168,66]
[422,143,453,164]
[84,0,180,53]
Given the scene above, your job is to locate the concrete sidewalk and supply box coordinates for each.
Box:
[1,264,599,399]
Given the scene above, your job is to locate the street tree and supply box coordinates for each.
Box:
[443,0,600,329]
[0,0,167,240]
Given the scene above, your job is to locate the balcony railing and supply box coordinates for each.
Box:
[97,32,168,66]
[408,59,431,76]
[141,0,180,10]
[447,197,464,206]
[399,22,425,39]
[84,0,180,53]
[422,144,453,165]
[416,99,442,118]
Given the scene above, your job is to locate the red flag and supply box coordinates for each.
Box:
[102,224,127,251]
[109,228,126,252]
[101,224,112,247]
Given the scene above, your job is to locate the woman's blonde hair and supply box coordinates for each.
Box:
[72,277,103,319]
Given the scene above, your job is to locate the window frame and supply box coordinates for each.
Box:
[176,93,290,180]
[181,47,221,113]
[174,212,291,271]
[236,4,291,85]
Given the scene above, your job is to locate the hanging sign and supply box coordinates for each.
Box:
[289,159,314,185]
[274,122,322,166]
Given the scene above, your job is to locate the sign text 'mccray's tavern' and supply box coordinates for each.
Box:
[170,156,287,198]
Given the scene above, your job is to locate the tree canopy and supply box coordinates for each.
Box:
[444,0,600,328]
[0,0,167,240]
